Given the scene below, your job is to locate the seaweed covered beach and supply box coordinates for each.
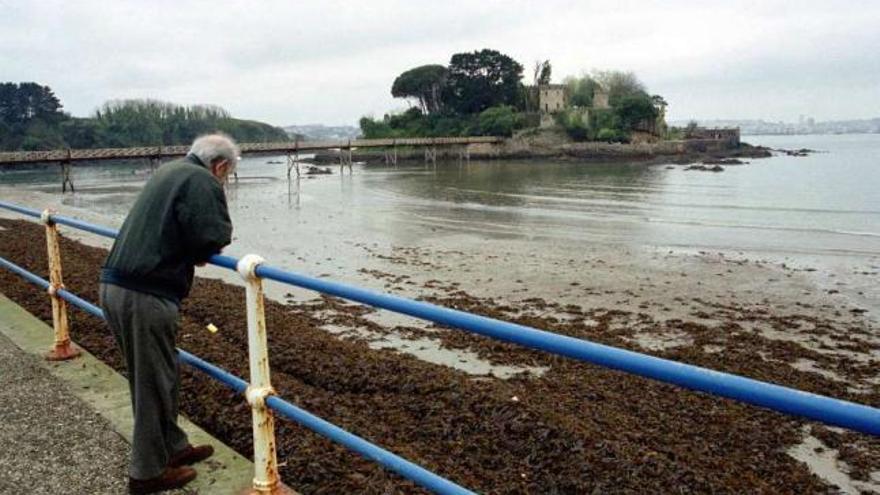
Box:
[1,217,878,493]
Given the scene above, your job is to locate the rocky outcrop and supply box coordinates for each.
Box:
[685,164,725,172]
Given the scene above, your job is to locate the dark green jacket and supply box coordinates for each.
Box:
[100,154,232,303]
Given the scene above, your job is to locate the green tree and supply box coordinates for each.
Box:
[93,100,166,146]
[651,94,668,108]
[391,64,448,114]
[523,60,553,111]
[359,108,432,139]
[593,70,646,106]
[0,82,64,125]
[613,93,659,131]
[20,119,67,150]
[0,90,288,151]
[61,118,100,148]
[596,127,626,142]
[564,75,599,107]
[359,106,483,138]
[591,108,621,138]
[556,109,590,141]
[444,49,524,114]
[533,60,552,85]
[0,82,67,149]
[91,99,286,146]
[650,94,668,135]
[359,116,393,139]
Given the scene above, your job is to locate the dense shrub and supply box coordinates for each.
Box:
[475,106,520,136]
[596,127,628,143]
[564,76,599,107]
[556,109,590,141]
[360,105,527,139]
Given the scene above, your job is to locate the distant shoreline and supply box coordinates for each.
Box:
[743,132,880,137]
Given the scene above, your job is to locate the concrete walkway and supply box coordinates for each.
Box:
[0,293,253,494]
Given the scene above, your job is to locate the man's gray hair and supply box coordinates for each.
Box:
[189,133,240,171]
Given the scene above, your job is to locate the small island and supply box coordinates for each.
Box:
[313,49,767,165]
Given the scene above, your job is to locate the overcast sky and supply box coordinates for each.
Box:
[2,0,878,126]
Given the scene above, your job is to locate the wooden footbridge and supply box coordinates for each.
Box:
[0,136,502,165]
[0,136,503,191]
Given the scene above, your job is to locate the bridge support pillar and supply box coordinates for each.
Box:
[287,152,300,179]
[149,146,163,174]
[287,176,301,208]
[384,146,398,166]
[339,140,353,173]
[60,160,74,193]
[288,137,302,179]
[423,146,437,167]
[458,145,470,164]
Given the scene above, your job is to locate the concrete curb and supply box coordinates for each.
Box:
[0,293,254,494]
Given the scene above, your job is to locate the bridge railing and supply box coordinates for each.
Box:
[0,136,503,165]
[0,200,879,493]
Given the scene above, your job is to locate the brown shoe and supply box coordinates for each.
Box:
[168,444,214,467]
[129,466,197,494]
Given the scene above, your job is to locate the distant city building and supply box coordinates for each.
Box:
[689,127,741,146]
[669,118,880,136]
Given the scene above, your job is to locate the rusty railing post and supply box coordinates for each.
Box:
[41,209,81,361]
[237,254,286,494]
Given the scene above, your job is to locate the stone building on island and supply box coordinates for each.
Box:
[535,83,613,128]
[592,86,610,110]
[537,84,566,127]
[530,81,738,146]
[538,84,567,113]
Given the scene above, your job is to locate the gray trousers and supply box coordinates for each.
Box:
[99,283,189,480]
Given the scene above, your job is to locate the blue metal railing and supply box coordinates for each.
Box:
[3,200,878,436]
[1,199,879,489]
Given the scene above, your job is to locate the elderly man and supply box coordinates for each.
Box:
[99,133,237,494]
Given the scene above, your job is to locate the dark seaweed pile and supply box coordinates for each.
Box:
[1,218,878,494]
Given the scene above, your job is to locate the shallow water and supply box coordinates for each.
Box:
[2,136,879,315]
[4,135,878,327]
[2,134,878,261]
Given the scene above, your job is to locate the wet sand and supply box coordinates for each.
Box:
[1,217,878,493]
